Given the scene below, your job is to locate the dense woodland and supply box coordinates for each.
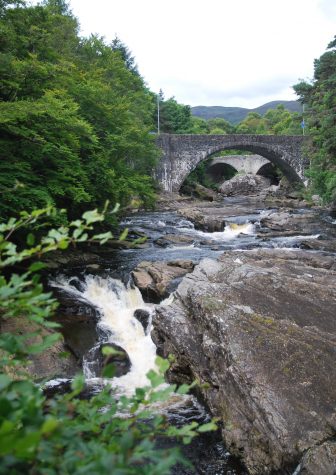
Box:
[0,0,159,221]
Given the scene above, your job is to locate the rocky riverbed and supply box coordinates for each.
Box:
[28,183,336,474]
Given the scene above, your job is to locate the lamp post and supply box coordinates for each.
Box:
[157,93,160,134]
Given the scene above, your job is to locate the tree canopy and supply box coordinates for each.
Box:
[0,0,157,221]
[294,36,336,204]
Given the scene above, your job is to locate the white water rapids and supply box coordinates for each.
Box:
[51,275,158,396]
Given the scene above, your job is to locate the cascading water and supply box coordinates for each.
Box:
[50,275,157,396]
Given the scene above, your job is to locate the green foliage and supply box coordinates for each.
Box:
[208,118,234,134]
[182,158,218,191]
[236,112,267,134]
[235,105,301,135]
[156,91,195,134]
[0,1,157,220]
[0,208,217,473]
[294,36,336,204]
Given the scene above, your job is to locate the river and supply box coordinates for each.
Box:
[48,195,335,474]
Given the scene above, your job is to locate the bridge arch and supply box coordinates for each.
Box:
[156,134,308,192]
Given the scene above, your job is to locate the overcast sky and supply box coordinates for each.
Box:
[51,0,336,108]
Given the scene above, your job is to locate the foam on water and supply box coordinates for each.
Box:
[50,275,157,396]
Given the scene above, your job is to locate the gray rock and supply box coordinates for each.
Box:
[134,309,151,335]
[152,249,336,474]
[132,260,195,302]
[154,234,195,247]
[219,174,271,196]
[298,441,336,474]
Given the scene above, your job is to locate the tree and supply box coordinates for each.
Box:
[294,36,336,203]
[111,35,139,75]
[155,95,195,134]
[236,112,267,134]
[207,118,234,134]
[0,1,157,220]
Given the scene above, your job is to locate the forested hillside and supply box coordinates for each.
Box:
[191,100,302,124]
[0,0,158,221]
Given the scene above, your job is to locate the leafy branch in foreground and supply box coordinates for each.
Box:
[0,207,216,474]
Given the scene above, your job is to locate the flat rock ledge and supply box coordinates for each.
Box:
[152,249,336,474]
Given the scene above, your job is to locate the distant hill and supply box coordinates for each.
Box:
[191,100,302,125]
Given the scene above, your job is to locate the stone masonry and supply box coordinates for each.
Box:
[155,134,308,192]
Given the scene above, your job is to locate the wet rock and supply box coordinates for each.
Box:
[155,234,195,247]
[298,441,336,475]
[87,342,131,378]
[132,260,195,302]
[134,309,151,334]
[43,250,101,269]
[182,183,219,201]
[299,239,336,253]
[219,174,271,196]
[153,249,336,474]
[55,312,98,361]
[260,209,319,233]
[179,208,225,232]
[43,378,106,399]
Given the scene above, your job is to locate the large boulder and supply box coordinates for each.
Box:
[132,260,195,302]
[219,174,271,196]
[178,208,226,232]
[153,249,336,474]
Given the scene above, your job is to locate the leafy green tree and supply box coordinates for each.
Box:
[264,104,301,135]
[208,118,235,134]
[189,116,210,134]
[236,112,267,134]
[156,93,195,134]
[0,1,157,220]
[294,36,336,203]
[111,35,139,75]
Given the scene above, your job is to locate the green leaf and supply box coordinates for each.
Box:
[26,233,35,246]
[147,369,165,388]
[0,375,11,391]
[82,209,104,225]
[15,432,41,458]
[41,418,59,435]
[102,363,115,378]
[101,346,122,356]
[92,231,113,244]
[71,374,85,393]
[118,228,128,241]
[29,262,46,273]
[197,421,218,433]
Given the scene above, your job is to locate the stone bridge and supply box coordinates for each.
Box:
[208,154,270,178]
[155,134,308,192]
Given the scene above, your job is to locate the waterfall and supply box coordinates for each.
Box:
[50,275,157,396]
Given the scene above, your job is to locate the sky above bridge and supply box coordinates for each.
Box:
[44,0,336,108]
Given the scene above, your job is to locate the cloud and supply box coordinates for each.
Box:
[31,0,336,107]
